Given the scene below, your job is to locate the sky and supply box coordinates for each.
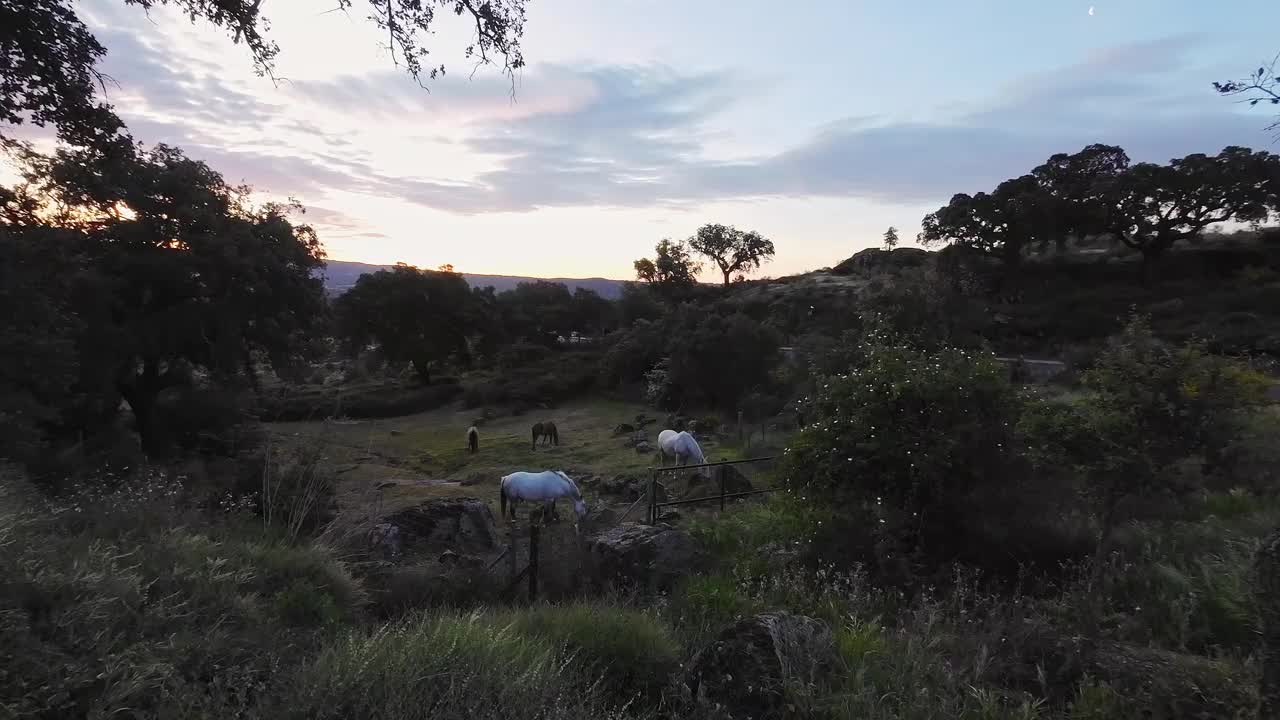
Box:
[26,0,1280,279]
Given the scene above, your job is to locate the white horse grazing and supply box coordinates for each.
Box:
[657,429,710,477]
[499,470,588,526]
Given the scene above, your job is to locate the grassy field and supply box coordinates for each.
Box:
[267,398,779,519]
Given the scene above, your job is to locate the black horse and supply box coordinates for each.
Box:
[530,421,559,450]
[467,426,479,454]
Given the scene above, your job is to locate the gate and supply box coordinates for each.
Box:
[644,456,778,524]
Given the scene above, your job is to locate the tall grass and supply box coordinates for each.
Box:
[261,426,337,541]
[504,602,680,701]
[273,610,643,720]
[0,464,362,719]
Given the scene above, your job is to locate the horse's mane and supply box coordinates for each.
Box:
[680,431,706,463]
[555,470,582,499]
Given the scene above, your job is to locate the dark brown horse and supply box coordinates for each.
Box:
[467,426,479,454]
[531,421,559,450]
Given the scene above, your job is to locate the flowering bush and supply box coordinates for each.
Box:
[784,341,1021,553]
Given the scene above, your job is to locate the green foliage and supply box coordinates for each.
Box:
[666,310,781,411]
[0,466,361,719]
[3,143,327,456]
[335,264,473,384]
[687,223,776,286]
[506,602,680,701]
[260,378,464,421]
[633,238,699,298]
[1078,316,1260,513]
[1109,147,1280,264]
[785,342,1020,548]
[461,349,601,409]
[275,611,635,720]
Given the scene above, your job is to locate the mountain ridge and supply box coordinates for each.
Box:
[321,260,629,299]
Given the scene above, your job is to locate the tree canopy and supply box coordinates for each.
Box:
[634,239,700,296]
[1,142,327,452]
[920,143,1280,278]
[687,223,776,286]
[882,226,899,251]
[334,264,474,384]
[1108,146,1279,266]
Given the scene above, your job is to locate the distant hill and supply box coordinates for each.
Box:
[321,260,628,299]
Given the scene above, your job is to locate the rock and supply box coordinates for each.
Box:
[581,506,619,534]
[368,522,403,559]
[380,497,500,559]
[588,522,706,591]
[634,441,653,454]
[686,464,753,498]
[438,549,483,569]
[600,474,632,495]
[657,510,682,524]
[683,613,836,720]
[612,423,636,436]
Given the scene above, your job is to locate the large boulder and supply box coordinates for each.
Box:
[377,497,500,560]
[683,612,836,719]
[685,463,753,498]
[588,522,706,591]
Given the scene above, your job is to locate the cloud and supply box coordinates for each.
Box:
[18,15,1269,219]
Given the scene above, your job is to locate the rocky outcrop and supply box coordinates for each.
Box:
[588,522,706,591]
[683,612,836,719]
[375,497,500,561]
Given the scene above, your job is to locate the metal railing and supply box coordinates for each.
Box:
[645,456,777,524]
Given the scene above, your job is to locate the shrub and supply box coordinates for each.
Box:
[274,611,636,720]
[784,342,1021,556]
[666,311,780,411]
[506,602,680,701]
[150,385,261,456]
[497,342,553,369]
[259,379,463,421]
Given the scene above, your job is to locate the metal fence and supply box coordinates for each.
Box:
[645,456,778,524]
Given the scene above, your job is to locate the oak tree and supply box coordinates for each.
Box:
[334,264,473,384]
[687,223,776,286]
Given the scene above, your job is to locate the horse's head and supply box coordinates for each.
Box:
[573,498,588,520]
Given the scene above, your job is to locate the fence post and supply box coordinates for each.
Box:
[647,467,656,524]
[508,521,518,583]
[719,464,726,512]
[528,523,539,602]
